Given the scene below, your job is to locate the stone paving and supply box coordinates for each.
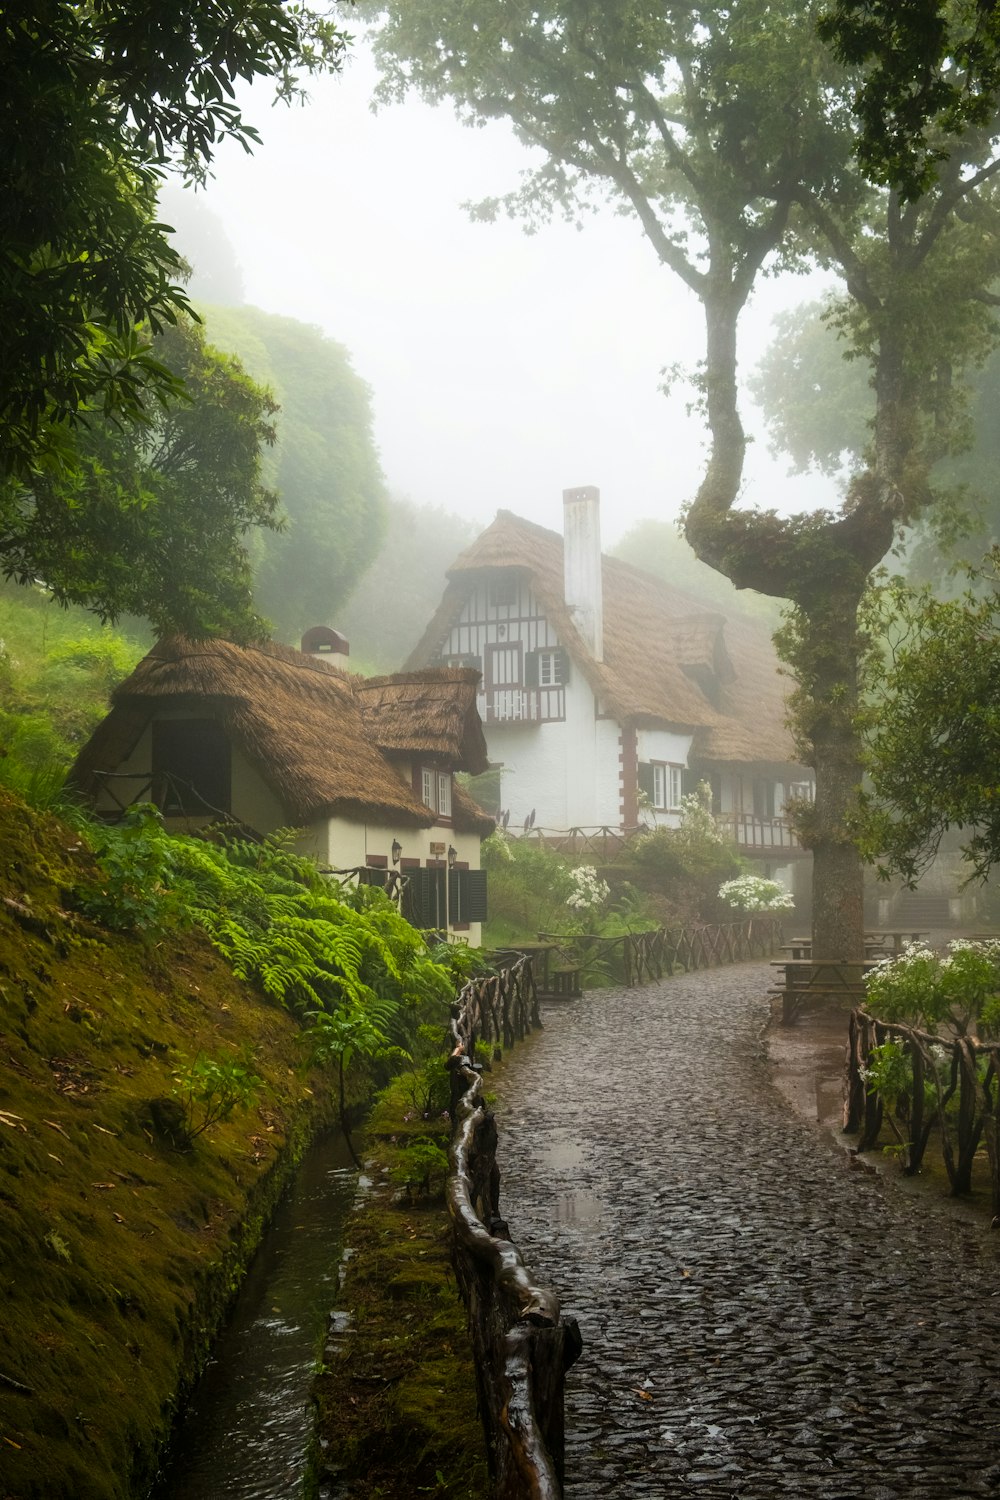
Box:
[493,963,1000,1499]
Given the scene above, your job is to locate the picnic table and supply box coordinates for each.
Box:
[770,957,880,1026]
[864,930,928,956]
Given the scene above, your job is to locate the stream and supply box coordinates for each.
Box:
[156,1130,357,1500]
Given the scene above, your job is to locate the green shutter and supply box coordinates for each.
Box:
[637,762,654,800]
[524,650,539,687]
[450,869,488,923]
[408,868,447,930]
[557,649,570,684]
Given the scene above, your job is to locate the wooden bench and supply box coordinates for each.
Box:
[547,965,582,999]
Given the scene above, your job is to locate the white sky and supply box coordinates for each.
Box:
[169,44,838,546]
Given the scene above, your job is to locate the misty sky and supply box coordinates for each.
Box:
[164,41,838,546]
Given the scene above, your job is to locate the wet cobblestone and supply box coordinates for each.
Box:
[493,964,1000,1499]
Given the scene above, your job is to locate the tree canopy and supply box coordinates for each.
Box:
[1,318,281,639]
[199,307,388,642]
[818,0,1000,198]
[860,564,1000,885]
[1,1,347,478]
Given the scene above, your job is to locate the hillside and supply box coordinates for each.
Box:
[0,790,332,1499]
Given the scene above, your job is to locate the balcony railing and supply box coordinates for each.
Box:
[478,686,565,724]
[718,813,803,851]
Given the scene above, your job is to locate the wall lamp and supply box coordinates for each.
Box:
[447,844,457,869]
[391,839,402,866]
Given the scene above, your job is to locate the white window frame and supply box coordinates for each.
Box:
[537,649,563,687]
[652,761,684,812]
[788,780,815,803]
[420,766,452,818]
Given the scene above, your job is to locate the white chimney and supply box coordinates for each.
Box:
[562,486,603,662]
[301,626,350,670]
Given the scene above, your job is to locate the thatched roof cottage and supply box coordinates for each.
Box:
[70,631,494,939]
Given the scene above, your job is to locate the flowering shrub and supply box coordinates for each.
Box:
[864,939,1000,1032]
[717,874,794,913]
[566,865,610,911]
[677,780,724,846]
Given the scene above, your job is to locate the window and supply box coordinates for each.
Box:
[419,766,452,819]
[788,781,815,803]
[488,576,518,609]
[640,760,684,812]
[538,650,563,687]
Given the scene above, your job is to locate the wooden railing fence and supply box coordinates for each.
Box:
[447,955,581,1498]
[845,1008,1000,1216]
[536,917,783,987]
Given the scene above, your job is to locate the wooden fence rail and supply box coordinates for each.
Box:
[536,917,783,987]
[447,956,581,1498]
[845,1007,1000,1217]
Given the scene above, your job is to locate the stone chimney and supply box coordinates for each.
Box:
[562,485,603,662]
[300,626,350,669]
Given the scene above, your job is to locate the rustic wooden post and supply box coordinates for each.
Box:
[843,1009,866,1133]
[954,1038,983,1195]
[981,1049,1000,1221]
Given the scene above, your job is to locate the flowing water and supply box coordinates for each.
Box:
[157,1131,357,1500]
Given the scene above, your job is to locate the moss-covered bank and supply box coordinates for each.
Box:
[0,789,334,1498]
[313,1075,490,1498]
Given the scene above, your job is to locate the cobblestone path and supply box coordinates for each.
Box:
[493,964,1000,1499]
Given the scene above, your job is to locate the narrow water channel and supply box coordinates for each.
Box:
[157,1131,357,1500]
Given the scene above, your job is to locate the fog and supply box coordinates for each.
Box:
[164,42,838,546]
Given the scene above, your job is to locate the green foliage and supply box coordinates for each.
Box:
[173,1052,263,1141]
[198,305,388,641]
[859,564,1000,884]
[1,1,349,481]
[76,804,181,932]
[861,1037,912,1108]
[3,317,283,638]
[481,837,575,944]
[390,1136,450,1198]
[864,939,1000,1033]
[818,0,1000,197]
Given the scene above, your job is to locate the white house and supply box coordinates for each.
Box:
[70,631,494,943]
[407,489,813,890]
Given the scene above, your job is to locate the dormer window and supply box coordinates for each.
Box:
[420,766,452,819]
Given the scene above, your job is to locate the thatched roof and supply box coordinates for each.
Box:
[355,668,488,773]
[407,510,801,767]
[71,636,491,829]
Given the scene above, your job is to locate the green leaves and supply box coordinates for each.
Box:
[860,560,1000,883]
[2,316,282,638]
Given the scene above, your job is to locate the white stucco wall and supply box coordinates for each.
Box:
[489,667,621,830]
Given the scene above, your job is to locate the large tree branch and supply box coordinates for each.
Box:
[797,193,881,311]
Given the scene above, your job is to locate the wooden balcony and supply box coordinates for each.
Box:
[478,686,565,725]
[718,812,805,854]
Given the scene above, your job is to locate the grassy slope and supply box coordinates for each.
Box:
[0,789,333,1499]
